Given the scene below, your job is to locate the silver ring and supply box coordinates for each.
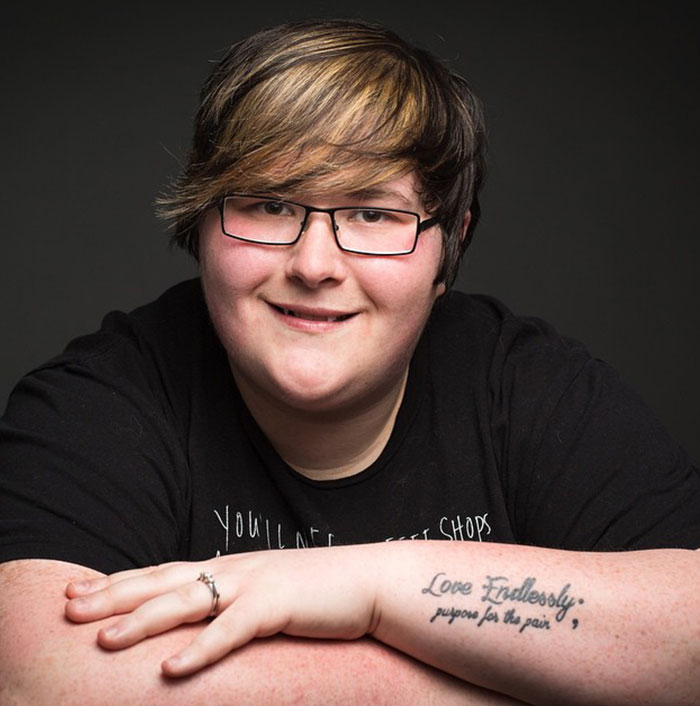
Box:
[197,571,220,617]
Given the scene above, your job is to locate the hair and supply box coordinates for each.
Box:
[159,18,486,288]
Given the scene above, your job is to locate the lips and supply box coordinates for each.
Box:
[270,303,356,323]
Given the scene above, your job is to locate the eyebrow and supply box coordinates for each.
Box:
[346,187,416,209]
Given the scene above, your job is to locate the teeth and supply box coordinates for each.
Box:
[280,307,348,322]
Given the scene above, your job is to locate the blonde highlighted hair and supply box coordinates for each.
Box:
[160,19,486,286]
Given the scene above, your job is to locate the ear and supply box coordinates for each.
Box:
[434,210,472,299]
[460,210,472,244]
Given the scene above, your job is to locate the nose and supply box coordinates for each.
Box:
[284,212,347,288]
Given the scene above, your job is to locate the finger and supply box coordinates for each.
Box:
[98,579,216,650]
[162,597,268,677]
[65,563,203,622]
[65,564,170,597]
[65,575,111,597]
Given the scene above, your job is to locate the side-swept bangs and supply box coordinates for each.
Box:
[160,19,485,287]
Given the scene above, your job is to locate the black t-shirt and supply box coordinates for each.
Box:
[1,279,698,573]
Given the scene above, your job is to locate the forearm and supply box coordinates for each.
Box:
[0,559,526,706]
[372,541,700,705]
[55,541,700,704]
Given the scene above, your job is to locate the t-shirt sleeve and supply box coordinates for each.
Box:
[491,315,700,551]
[0,338,190,573]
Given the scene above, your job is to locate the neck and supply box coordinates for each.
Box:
[233,368,409,481]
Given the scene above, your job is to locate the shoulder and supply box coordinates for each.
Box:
[2,278,225,460]
[8,279,217,412]
[427,289,591,375]
[59,277,212,369]
[423,290,604,456]
[0,284,209,571]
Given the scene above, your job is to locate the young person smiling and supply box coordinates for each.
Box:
[1,18,699,706]
[198,174,449,479]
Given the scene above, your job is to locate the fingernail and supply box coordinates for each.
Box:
[164,655,182,669]
[163,655,183,673]
[101,625,121,639]
[68,580,93,595]
[69,597,91,612]
[164,651,191,672]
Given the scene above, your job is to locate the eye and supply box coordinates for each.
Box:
[350,209,396,225]
[359,210,384,223]
[259,200,294,217]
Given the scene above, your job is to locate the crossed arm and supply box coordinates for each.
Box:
[0,556,523,706]
[3,541,699,706]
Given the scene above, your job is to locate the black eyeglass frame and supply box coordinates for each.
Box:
[218,194,440,256]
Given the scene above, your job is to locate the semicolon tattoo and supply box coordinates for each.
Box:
[421,571,585,635]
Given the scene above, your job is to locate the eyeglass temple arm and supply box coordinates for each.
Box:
[418,216,440,234]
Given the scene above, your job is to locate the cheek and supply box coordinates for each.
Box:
[200,235,275,301]
[199,208,277,291]
[356,238,444,316]
[198,231,283,357]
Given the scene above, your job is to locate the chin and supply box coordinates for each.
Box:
[274,376,352,413]
[262,351,354,402]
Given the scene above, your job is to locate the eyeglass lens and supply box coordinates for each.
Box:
[221,196,419,255]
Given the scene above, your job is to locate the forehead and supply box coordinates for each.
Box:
[284,172,424,210]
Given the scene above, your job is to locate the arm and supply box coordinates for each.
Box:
[0,559,527,706]
[373,542,700,705]
[63,541,700,706]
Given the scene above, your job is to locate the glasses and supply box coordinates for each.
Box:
[219,194,439,256]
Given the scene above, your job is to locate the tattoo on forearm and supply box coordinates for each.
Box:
[422,572,584,633]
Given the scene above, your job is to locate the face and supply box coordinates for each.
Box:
[198,172,446,416]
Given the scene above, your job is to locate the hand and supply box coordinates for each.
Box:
[65,546,382,677]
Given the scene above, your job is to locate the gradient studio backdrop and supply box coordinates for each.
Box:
[2,3,699,464]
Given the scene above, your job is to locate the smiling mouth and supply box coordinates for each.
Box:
[272,305,356,322]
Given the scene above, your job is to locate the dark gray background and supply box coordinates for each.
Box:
[2,2,698,463]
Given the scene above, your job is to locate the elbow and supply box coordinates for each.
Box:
[0,627,75,706]
[619,626,700,705]
[0,645,52,706]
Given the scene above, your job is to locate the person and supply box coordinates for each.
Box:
[1,17,698,706]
